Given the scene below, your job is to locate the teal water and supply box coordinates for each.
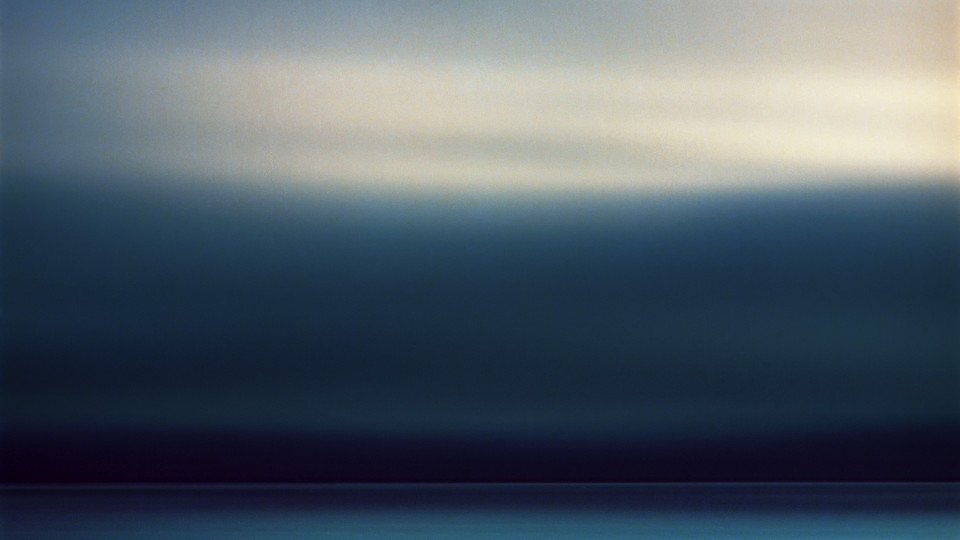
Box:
[4,484,958,539]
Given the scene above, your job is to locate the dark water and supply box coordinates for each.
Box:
[3,484,959,539]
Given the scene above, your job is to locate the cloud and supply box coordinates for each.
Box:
[4,1,956,193]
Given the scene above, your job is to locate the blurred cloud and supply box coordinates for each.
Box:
[3,0,957,192]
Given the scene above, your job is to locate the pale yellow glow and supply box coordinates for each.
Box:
[44,48,960,193]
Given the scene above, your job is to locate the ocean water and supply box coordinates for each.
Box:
[3,484,958,539]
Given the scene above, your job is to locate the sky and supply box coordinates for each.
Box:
[3,0,957,194]
[2,1,959,482]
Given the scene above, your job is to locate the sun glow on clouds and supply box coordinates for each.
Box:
[6,1,957,194]
[119,56,960,190]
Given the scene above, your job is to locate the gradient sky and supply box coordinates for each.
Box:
[3,0,957,193]
[2,3,960,481]
[4,0,960,489]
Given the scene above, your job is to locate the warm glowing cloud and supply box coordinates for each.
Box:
[5,1,956,193]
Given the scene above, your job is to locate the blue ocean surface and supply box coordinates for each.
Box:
[3,484,958,539]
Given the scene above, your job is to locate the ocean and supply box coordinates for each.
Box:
[4,484,958,539]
